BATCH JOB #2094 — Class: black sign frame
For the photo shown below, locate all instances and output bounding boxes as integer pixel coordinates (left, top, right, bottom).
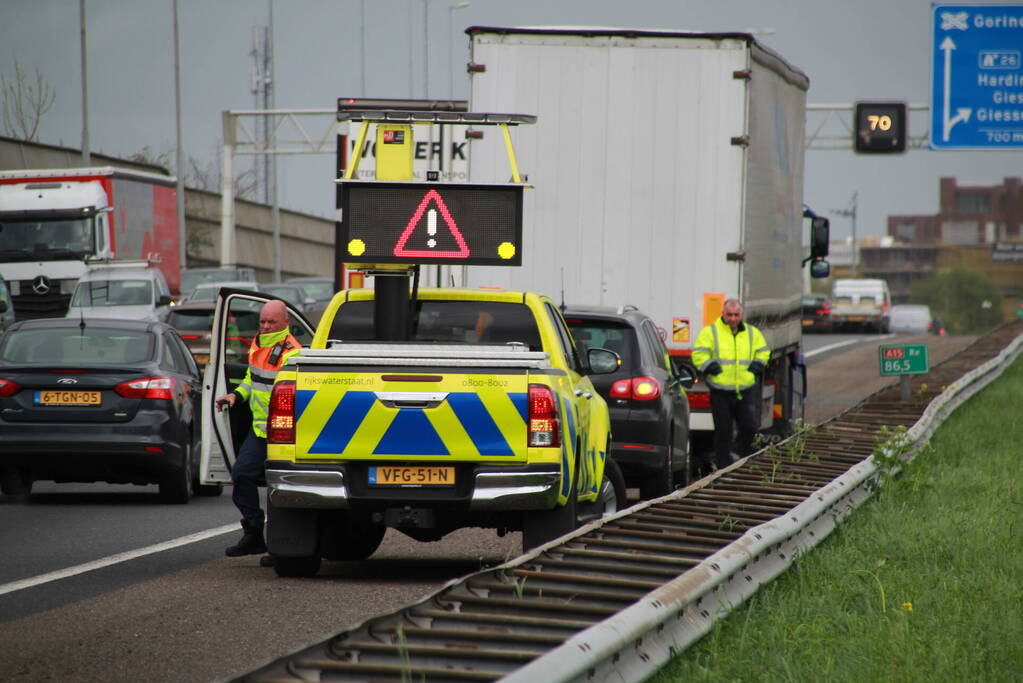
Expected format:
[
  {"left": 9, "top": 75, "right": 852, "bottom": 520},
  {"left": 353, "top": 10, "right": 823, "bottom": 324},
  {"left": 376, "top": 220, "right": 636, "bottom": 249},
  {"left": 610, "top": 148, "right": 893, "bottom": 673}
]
[
  {"left": 336, "top": 181, "right": 524, "bottom": 266},
  {"left": 854, "top": 101, "right": 907, "bottom": 154}
]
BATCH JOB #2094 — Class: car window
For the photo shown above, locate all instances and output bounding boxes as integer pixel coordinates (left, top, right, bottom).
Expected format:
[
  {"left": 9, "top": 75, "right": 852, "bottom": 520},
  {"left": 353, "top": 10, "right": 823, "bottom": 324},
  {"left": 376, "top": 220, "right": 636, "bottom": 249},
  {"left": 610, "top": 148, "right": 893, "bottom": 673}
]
[
  {"left": 640, "top": 319, "right": 671, "bottom": 373},
  {"left": 565, "top": 318, "right": 634, "bottom": 370},
  {"left": 165, "top": 308, "right": 216, "bottom": 331},
  {"left": 72, "top": 279, "right": 153, "bottom": 307},
  {"left": 0, "top": 327, "right": 155, "bottom": 364},
  {"left": 162, "top": 331, "right": 191, "bottom": 374},
  {"left": 329, "top": 300, "right": 542, "bottom": 350}
]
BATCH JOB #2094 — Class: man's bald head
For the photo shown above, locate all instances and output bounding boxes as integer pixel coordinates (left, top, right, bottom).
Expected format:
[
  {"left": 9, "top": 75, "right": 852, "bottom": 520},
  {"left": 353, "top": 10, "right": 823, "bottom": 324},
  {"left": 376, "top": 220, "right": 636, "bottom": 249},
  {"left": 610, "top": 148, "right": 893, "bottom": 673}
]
[{"left": 259, "top": 299, "right": 289, "bottom": 334}]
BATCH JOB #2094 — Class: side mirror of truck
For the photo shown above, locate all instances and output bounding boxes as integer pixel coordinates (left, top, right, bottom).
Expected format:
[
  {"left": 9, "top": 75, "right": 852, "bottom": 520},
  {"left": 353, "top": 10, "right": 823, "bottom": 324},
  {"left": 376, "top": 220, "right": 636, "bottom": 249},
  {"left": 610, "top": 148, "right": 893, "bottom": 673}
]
[
  {"left": 809, "top": 258, "right": 830, "bottom": 279},
  {"left": 810, "top": 216, "right": 829, "bottom": 259},
  {"left": 587, "top": 347, "right": 620, "bottom": 375},
  {"left": 157, "top": 295, "right": 174, "bottom": 307}
]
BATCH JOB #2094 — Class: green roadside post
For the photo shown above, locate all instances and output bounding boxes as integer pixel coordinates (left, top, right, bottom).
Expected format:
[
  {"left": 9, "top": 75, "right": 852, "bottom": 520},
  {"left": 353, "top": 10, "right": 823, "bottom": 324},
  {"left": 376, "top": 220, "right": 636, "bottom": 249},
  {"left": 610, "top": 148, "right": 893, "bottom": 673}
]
[{"left": 879, "top": 343, "right": 930, "bottom": 401}]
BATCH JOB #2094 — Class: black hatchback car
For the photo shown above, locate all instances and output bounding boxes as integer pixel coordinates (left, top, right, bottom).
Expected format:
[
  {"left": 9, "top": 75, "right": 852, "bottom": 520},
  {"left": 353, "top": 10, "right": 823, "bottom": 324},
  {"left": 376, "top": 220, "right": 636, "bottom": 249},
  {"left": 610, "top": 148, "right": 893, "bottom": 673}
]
[
  {"left": 0, "top": 318, "right": 220, "bottom": 502},
  {"left": 801, "top": 293, "right": 833, "bottom": 333},
  {"left": 564, "top": 305, "right": 691, "bottom": 499}
]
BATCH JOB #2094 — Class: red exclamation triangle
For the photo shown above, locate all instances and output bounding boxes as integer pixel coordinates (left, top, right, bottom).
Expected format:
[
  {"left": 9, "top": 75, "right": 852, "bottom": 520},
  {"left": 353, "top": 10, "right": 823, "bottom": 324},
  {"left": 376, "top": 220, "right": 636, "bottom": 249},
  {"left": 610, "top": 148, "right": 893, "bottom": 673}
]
[{"left": 393, "top": 189, "right": 470, "bottom": 259}]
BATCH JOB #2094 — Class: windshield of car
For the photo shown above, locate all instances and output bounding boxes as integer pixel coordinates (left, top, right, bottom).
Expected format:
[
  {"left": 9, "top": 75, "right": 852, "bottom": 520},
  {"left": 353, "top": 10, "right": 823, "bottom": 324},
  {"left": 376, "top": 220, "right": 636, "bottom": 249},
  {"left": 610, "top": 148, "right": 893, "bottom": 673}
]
[
  {"left": 293, "top": 280, "right": 334, "bottom": 301},
  {"left": 565, "top": 319, "right": 636, "bottom": 367},
  {"left": 329, "top": 300, "right": 542, "bottom": 350},
  {"left": 179, "top": 268, "right": 254, "bottom": 297},
  {"left": 263, "top": 285, "right": 301, "bottom": 304},
  {"left": 188, "top": 285, "right": 225, "bottom": 302},
  {"left": 0, "top": 327, "right": 155, "bottom": 364},
  {"left": 71, "top": 279, "right": 153, "bottom": 307}
]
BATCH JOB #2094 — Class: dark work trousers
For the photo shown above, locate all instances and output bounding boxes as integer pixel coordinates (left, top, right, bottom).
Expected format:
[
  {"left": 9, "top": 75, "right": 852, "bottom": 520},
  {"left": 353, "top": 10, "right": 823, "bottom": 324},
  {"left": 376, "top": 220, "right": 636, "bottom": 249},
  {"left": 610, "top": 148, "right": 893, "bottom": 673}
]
[
  {"left": 232, "top": 429, "right": 268, "bottom": 529},
  {"left": 709, "top": 387, "right": 759, "bottom": 470}
]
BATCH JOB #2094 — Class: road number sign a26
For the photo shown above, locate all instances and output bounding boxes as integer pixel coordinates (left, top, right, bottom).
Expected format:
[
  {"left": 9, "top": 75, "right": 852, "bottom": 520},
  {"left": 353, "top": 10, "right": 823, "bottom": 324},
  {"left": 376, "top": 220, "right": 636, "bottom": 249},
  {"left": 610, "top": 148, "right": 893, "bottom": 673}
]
[{"left": 879, "top": 343, "right": 930, "bottom": 376}]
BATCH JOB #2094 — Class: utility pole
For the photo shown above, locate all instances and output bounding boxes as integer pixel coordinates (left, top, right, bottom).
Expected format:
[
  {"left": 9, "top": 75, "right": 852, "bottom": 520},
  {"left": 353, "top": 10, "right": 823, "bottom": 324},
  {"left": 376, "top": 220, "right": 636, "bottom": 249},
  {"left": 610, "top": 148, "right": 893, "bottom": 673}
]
[
  {"left": 832, "top": 191, "right": 858, "bottom": 276},
  {"left": 173, "top": 0, "right": 186, "bottom": 272},
  {"left": 80, "top": 0, "right": 90, "bottom": 165}
]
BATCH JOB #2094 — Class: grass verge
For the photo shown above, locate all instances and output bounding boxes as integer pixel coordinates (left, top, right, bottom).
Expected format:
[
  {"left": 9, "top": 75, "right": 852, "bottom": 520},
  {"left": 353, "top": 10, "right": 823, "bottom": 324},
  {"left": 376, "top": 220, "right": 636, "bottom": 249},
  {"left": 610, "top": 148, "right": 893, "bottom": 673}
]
[{"left": 652, "top": 356, "right": 1023, "bottom": 682}]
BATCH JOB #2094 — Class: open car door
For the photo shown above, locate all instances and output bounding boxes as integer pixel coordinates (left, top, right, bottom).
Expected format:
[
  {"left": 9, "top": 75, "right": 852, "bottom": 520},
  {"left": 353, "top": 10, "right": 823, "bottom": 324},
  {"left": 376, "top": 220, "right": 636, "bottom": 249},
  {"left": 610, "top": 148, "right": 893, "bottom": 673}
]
[{"left": 200, "top": 288, "right": 316, "bottom": 485}]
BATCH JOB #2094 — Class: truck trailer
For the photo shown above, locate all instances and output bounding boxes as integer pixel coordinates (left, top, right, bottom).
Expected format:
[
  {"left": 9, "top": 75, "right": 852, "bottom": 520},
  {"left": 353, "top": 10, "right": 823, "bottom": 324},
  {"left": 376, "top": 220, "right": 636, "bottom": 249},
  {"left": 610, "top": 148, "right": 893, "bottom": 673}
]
[
  {"left": 0, "top": 167, "right": 180, "bottom": 318},
  {"left": 464, "top": 26, "right": 818, "bottom": 459}
]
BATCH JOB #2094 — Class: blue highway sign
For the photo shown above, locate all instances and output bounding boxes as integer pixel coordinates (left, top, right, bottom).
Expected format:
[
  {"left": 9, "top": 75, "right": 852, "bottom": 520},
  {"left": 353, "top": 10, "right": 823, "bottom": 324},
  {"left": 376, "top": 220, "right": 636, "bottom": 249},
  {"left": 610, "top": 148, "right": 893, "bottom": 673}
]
[{"left": 931, "top": 3, "right": 1023, "bottom": 149}]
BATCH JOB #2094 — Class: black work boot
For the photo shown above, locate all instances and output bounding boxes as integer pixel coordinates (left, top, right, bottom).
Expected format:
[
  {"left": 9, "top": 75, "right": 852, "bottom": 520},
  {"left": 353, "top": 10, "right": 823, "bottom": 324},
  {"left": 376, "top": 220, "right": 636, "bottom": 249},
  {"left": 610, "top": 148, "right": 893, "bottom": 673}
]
[{"left": 225, "top": 521, "right": 267, "bottom": 557}]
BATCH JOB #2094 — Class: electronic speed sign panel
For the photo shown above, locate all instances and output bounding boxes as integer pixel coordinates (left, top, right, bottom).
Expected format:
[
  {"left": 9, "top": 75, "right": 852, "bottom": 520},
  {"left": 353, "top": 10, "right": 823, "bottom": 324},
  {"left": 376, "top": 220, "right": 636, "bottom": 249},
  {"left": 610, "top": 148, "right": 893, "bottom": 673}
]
[
  {"left": 854, "top": 101, "right": 907, "bottom": 153},
  {"left": 338, "top": 181, "right": 523, "bottom": 266}
]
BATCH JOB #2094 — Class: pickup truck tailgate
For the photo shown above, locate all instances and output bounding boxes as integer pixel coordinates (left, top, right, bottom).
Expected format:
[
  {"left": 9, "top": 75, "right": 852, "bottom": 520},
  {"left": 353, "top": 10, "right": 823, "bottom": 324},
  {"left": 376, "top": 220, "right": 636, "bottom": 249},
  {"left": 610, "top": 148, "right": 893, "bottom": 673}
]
[{"left": 289, "top": 344, "right": 550, "bottom": 463}]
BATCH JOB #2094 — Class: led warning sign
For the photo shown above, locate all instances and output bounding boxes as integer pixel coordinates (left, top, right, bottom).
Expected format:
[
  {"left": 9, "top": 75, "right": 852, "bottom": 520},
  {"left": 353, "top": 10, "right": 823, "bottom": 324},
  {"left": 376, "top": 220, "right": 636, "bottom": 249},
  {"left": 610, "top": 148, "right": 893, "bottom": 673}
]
[{"left": 338, "top": 181, "right": 523, "bottom": 266}]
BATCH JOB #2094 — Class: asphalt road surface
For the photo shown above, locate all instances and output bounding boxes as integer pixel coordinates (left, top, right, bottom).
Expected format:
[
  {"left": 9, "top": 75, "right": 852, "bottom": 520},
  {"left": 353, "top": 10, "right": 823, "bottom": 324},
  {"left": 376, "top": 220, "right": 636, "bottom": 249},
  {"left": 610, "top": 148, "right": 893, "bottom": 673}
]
[{"left": 0, "top": 332, "right": 978, "bottom": 682}]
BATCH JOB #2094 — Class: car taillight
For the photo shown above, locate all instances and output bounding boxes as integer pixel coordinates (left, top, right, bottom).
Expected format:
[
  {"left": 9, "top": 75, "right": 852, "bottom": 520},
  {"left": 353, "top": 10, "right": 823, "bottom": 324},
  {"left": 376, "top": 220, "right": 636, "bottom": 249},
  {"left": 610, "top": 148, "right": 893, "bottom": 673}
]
[
  {"left": 267, "top": 380, "right": 296, "bottom": 444},
  {"left": 115, "top": 377, "right": 175, "bottom": 400},
  {"left": 609, "top": 377, "right": 661, "bottom": 401},
  {"left": 0, "top": 378, "right": 20, "bottom": 397},
  {"left": 817, "top": 304, "right": 831, "bottom": 315},
  {"left": 528, "top": 383, "right": 560, "bottom": 448},
  {"left": 687, "top": 391, "right": 711, "bottom": 410}
]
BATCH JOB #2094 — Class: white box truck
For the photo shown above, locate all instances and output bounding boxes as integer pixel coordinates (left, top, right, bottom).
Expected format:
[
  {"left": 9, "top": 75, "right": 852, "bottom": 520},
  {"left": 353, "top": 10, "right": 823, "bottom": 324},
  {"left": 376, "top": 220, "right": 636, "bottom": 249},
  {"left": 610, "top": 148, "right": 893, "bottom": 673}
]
[{"left": 464, "top": 26, "right": 826, "bottom": 457}]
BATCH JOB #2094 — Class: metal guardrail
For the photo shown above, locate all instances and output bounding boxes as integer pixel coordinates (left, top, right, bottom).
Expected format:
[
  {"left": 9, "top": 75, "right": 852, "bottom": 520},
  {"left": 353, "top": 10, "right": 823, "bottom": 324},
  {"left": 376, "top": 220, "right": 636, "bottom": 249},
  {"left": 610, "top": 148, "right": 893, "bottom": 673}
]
[
  {"left": 507, "top": 327, "right": 1023, "bottom": 682},
  {"left": 233, "top": 325, "right": 1023, "bottom": 682}
]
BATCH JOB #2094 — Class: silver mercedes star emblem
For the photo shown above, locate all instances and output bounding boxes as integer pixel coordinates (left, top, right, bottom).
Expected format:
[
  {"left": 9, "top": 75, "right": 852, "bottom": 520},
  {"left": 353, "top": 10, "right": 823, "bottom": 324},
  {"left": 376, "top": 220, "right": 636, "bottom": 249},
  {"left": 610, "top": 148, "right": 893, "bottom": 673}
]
[{"left": 32, "top": 275, "right": 51, "bottom": 295}]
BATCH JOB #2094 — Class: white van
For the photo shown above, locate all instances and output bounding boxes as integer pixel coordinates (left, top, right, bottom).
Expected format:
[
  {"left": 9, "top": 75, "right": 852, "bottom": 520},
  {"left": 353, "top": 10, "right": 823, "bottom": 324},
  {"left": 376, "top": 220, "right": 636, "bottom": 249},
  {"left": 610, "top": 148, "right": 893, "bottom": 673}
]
[
  {"left": 829, "top": 278, "right": 891, "bottom": 333},
  {"left": 66, "top": 261, "right": 174, "bottom": 322}
]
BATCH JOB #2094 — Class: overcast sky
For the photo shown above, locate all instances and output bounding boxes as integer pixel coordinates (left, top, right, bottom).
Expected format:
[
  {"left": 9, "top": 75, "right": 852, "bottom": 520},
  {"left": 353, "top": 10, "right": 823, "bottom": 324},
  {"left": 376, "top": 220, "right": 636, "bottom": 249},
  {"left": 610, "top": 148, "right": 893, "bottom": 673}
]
[{"left": 1, "top": 0, "right": 1020, "bottom": 242}]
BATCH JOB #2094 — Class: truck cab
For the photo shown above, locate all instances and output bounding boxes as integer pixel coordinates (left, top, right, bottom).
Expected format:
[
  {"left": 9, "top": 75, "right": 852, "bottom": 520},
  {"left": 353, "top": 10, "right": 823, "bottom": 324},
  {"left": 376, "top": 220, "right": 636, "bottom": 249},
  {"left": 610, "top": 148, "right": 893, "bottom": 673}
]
[{"left": 0, "top": 180, "right": 110, "bottom": 318}]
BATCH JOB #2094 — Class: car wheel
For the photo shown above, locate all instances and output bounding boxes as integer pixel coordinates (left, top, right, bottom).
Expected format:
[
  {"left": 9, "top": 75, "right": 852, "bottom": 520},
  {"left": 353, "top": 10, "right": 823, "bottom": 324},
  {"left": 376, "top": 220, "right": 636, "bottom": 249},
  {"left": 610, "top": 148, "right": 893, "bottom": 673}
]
[
  {"left": 273, "top": 555, "right": 322, "bottom": 578},
  {"left": 522, "top": 458, "right": 579, "bottom": 552},
  {"left": 159, "top": 442, "right": 194, "bottom": 504},
  {"left": 597, "top": 457, "right": 627, "bottom": 516},
  {"left": 673, "top": 435, "right": 691, "bottom": 489},
  {"left": 639, "top": 433, "right": 673, "bottom": 500},
  {"left": 0, "top": 466, "right": 33, "bottom": 498},
  {"left": 320, "top": 512, "right": 386, "bottom": 561}
]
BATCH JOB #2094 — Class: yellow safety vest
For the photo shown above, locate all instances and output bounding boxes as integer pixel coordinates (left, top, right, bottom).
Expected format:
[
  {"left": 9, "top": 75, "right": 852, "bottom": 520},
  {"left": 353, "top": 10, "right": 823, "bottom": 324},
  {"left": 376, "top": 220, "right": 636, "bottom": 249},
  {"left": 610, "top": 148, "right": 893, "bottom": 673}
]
[{"left": 692, "top": 318, "right": 770, "bottom": 393}]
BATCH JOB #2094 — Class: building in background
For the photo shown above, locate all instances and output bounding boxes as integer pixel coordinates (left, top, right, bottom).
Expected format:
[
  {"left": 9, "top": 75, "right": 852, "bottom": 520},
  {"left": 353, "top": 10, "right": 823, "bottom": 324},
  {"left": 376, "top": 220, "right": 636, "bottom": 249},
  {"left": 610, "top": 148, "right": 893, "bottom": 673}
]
[{"left": 847, "top": 177, "right": 1023, "bottom": 318}]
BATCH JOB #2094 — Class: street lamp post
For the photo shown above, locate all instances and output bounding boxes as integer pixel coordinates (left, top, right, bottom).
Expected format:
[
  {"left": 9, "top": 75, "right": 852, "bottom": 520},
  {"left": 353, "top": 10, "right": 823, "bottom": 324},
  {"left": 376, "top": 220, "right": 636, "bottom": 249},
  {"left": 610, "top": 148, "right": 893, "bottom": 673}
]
[{"left": 448, "top": 2, "right": 470, "bottom": 98}]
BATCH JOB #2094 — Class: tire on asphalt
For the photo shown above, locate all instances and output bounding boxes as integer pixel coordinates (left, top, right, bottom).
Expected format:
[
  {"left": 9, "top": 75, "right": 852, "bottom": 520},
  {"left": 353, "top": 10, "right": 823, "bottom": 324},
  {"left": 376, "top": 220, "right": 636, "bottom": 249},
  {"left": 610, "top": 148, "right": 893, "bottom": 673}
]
[
  {"left": 522, "top": 459, "right": 579, "bottom": 552},
  {"left": 159, "top": 442, "right": 194, "bottom": 504},
  {"left": 638, "top": 432, "right": 673, "bottom": 500},
  {"left": 273, "top": 555, "right": 322, "bottom": 578},
  {"left": 0, "top": 466, "right": 33, "bottom": 498},
  {"left": 598, "top": 457, "right": 627, "bottom": 515}
]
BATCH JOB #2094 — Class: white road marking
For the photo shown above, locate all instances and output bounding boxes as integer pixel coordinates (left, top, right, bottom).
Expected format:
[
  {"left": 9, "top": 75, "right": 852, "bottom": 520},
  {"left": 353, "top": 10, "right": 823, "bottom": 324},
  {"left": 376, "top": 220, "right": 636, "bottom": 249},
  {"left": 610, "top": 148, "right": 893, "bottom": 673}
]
[
  {"left": 0, "top": 523, "right": 237, "bottom": 597},
  {"left": 805, "top": 334, "right": 894, "bottom": 359}
]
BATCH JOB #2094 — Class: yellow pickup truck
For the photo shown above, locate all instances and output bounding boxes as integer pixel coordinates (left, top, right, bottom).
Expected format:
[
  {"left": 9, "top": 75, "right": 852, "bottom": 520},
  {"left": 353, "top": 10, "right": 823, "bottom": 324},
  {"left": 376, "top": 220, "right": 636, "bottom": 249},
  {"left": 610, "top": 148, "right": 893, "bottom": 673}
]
[{"left": 201, "top": 287, "right": 625, "bottom": 577}]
